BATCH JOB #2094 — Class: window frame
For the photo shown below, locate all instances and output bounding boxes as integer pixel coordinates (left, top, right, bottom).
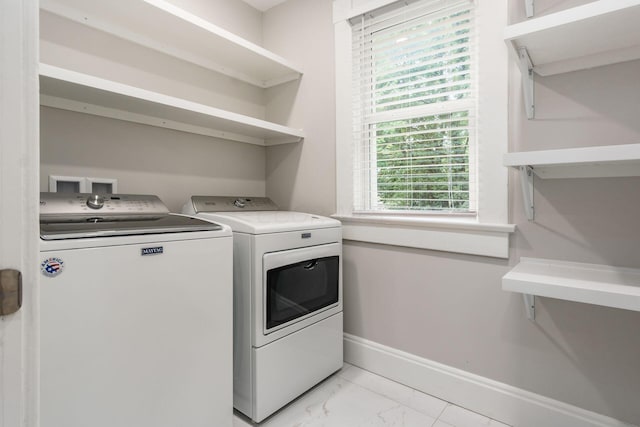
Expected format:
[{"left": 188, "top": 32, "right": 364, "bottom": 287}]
[
  {"left": 352, "top": 0, "right": 478, "bottom": 214},
  {"left": 333, "top": 0, "right": 514, "bottom": 258}
]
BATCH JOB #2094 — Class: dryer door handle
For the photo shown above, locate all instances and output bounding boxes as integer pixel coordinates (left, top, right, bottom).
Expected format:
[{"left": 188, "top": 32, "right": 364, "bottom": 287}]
[{"left": 303, "top": 260, "right": 318, "bottom": 270}]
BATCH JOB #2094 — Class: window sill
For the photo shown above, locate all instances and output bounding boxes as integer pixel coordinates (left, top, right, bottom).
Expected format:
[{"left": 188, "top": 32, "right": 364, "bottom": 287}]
[{"left": 332, "top": 214, "right": 516, "bottom": 259}]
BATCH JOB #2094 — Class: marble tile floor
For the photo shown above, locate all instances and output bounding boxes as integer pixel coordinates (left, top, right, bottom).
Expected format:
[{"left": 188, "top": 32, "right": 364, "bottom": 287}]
[{"left": 233, "top": 364, "right": 511, "bottom": 427}]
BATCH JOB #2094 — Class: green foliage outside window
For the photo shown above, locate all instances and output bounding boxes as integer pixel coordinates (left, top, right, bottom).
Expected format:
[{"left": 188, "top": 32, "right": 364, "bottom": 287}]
[{"left": 365, "top": 8, "right": 473, "bottom": 212}]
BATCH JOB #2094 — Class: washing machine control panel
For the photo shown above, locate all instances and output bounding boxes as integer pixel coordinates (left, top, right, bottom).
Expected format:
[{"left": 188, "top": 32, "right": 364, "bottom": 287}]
[
  {"left": 40, "top": 192, "right": 170, "bottom": 222},
  {"left": 191, "top": 196, "right": 279, "bottom": 213},
  {"left": 86, "top": 194, "right": 105, "bottom": 210}
]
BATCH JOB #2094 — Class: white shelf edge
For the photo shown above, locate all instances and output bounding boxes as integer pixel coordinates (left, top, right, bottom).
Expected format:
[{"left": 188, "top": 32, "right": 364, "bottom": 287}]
[
  {"left": 503, "top": 144, "right": 640, "bottom": 179},
  {"left": 502, "top": 257, "right": 640, "bottom": 319},
  {"left": 39, "top": 64, "right": 304, "bottom": 146},
  {"left": 505, "top": 0, "right": 640, "bottom": 41},
  {"left": 534, "top": 44, "right": 640, "bottom": 77},
  {"left": 504, "top": 144, "right": 640, "bottom": 220},
  {"left": 40, "top": 0, "right": 303, "bottom": 89}
]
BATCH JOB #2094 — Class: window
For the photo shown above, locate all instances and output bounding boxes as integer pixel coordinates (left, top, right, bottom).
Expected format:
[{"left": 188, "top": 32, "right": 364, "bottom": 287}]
[
  {"left": 352, "top": 0, "right": 476, "bottom": 214},
  {"left": 334, "top": 0, "right": 512, "bottom": 258}
]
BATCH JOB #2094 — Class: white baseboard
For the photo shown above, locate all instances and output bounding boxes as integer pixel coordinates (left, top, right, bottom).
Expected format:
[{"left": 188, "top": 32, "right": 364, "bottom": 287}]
[{"left": 343, "top": 334, "right": 635, "bottom": 427}]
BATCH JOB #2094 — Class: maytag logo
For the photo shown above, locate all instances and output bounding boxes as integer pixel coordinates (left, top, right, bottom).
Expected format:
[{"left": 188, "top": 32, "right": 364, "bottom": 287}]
[
  {"left": 141, "top": 246, "right": 164, "bottom": 256},
  {"left": 301, "top": 232, "right": 311, "bottom": 239}
]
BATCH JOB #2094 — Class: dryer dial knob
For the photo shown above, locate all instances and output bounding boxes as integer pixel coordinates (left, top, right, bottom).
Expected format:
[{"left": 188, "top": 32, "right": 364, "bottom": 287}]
[
  {"left": 86, "top": 194, "right": 105, "bottom": 210},
  {"left": 234, "top": 198, "right": 246, "bottom": 208}
]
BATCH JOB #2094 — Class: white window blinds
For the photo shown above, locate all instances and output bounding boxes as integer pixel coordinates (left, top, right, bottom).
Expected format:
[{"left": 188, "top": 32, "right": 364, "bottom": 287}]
[{"left": 351, "top": 0, "right": 476, "bottom": 214}]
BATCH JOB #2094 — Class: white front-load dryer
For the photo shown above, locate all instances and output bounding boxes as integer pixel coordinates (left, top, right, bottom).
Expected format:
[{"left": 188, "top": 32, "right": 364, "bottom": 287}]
[{"left": 183, "top": 196, "right": 343, "bottom": 423}]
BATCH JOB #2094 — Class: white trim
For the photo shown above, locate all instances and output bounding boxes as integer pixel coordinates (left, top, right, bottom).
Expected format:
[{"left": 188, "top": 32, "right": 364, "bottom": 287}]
[
  {"left": 474, "top": 0, "right": 509, "bottom": 224},
  {"left": 334, "top": 214, "right": 515, "bottom": 233},
  {"left": 334, "top": 17, "right": 354, "bottom": 215},
  {"left": 344, "top": 334, "right": 636, "bottom": 427},
  {"left": 0, "top": 0, "right": 40, "bottom": 426},
  {"left": 335, "top": 215, "right": 513, "bottom": 258},
  {"left": 333, "top": 0, "right": 412, "bottom": 23}
]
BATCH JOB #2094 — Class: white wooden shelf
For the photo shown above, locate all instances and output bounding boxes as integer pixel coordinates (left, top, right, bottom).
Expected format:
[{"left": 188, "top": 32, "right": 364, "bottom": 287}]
[
  {"left": 40, "top": 0, "right": 303, "bottom": 88},
  {"left": 503, "top": 257, "right": 640, "bottom": 320},
  {"left": 504, "top": 144, "right": 640, "bottom": 220},
  {"left": 40, "top": 64, "right": 304, "bottom": 146},
  {"left": 505, "top": 0, "right": 640, "bottom": 118},
  {"left": 505, "top": 0, "right": 640, "bottom": 76},
  {"left": 504, "top": 144, "right": 640, "bottom": 179}
]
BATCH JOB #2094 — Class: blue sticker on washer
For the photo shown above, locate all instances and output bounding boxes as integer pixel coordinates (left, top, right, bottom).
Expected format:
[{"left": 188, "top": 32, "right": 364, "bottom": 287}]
[{"left": 41, "top": 257, "right": 64, "bottom": 277}]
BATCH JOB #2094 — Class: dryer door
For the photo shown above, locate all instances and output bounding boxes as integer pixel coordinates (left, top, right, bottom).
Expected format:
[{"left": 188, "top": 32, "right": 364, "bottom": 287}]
[{"left": 262, "top": 243, "right": 341, "bottom": 337}]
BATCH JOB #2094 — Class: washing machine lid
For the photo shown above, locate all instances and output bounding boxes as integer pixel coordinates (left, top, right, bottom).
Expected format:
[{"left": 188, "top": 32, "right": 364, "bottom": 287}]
[
  {"left": 40, "top": 215, "right": 223, "bottom": 240},
  {"left": 40, "top": 192, "right": 222, "bottom": 240},
  {"left": 194, "top": 211, "right": 340, "bottom": 234}
]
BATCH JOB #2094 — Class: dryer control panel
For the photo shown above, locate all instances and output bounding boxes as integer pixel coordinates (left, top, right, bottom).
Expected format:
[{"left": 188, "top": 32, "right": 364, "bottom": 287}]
[{"left": 190, "top": 196, "right": 279, "bottom": 213}]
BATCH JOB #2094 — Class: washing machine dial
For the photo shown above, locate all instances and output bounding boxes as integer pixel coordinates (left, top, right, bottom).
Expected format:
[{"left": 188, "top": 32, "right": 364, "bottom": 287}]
[
  {"left": 234, "top": 198, "right": 246, "bottom": 208},
  {"left": 86, "top": 194, "right": 105, "bottom": 210}
]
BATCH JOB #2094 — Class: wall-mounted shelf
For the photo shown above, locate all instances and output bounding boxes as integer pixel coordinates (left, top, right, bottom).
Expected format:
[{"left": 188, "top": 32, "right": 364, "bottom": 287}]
[
  {"left": 40, "top": 0, "right": 303, "bottom": 88},
  {"left": 505, "top": 0, "right": 640, "bottom": 118},
  {"left": 504, "top": 144, "right": 640, "bottom": 220},
  {"left": 503, "top": 257, "right": 640, "bottom": 320},
  {"left": 40, "top": 64, "right": 304, "bottom": 146}
]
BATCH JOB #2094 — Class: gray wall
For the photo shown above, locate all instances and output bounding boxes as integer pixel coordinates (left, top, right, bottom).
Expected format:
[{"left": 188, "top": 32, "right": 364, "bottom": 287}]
[
  {"left": 263, "top": 0, "right": 640, "bottom": 424},
  {"left": 165, "top": 0, "right": 263, "bottom": 44},
  {"left": 41, "top": 108, "right": 266, "bottom": 211},
  {"left": 262, "top": 0, "right": 336, "bottom": 216}
]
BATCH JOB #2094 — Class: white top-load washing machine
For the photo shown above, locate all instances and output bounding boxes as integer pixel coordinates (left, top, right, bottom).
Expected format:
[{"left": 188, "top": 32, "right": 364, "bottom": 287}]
[
  {"left": 39, "top": 192, "right": 233, "bottom": 427},
  {"left": 183, "top": 196, "right": 343, "bottom": 422}
]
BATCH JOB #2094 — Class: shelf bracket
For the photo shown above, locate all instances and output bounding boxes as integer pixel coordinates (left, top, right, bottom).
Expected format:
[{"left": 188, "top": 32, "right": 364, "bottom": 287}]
[
  {"left": 523, "top": 294, "right": 536, "bottom": 320},
  {"left": 519, "top": 165, "right": 535, "bottom": 221},
  {"left": 525, "top": 0, "right": 534, "bottom": 18},
  {"left": 517, "top": 47, "right": 535, "bottom": 119}
]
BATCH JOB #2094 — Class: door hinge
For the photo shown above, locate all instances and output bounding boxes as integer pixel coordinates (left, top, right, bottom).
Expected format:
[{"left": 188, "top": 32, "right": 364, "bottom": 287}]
[{"left": 0, "top": 269, "right": 22, "bottom": 316}]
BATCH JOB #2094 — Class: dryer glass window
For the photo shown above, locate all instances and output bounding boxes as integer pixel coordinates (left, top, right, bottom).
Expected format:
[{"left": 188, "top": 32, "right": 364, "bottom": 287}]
[{"left": 266, "top": 256, "right": 339, "bottom": 330}]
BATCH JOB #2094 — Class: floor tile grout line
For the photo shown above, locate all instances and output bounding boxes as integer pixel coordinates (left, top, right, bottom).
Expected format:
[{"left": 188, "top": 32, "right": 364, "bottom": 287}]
[
  {"left": 435, "top": 403, "right": 515, "bottom": 427},
  {"left": 434, "top": 402, "right": 450, "bottom": 423}
]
